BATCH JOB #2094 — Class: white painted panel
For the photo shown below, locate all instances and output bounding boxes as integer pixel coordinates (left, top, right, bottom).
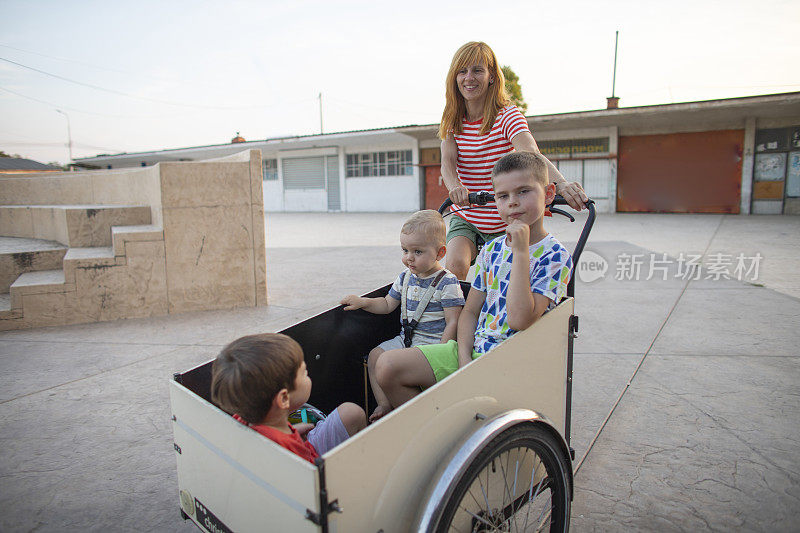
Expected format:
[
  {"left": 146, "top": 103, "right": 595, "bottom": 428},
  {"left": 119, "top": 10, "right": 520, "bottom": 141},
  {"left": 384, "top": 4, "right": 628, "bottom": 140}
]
[
  {"left": 326, "top": 155, "right": 341, "bottom": 210},
  {"left": 752, "top": 200, "right": 783, "bottom": 214},
  {"left": 345, "top": 176, "right": 418, "bottom": 212},
  {"left": 557, "top": 160, "right": 583, "bottom": 183},
  {"left": 589, "top": 197, "right": 613, "bottom": 213},
  {"left": 786, "top": 151, "right": 800, "bottom": 197},
  {"left": 284, "top": 189, "right": 327, "bottom": 211},
  {"left": 262, "top": 181, "right": 283, "bottom": 212},
  {"left": 583, "top": 159, "right": 611, "bottom": 198}
]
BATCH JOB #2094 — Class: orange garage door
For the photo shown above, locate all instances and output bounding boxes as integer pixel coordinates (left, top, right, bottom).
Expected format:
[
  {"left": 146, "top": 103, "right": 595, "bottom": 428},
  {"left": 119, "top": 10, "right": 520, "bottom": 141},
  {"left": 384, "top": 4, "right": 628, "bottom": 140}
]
[{"left": 617, "top": 130, "right": 743, "bottom": 213}]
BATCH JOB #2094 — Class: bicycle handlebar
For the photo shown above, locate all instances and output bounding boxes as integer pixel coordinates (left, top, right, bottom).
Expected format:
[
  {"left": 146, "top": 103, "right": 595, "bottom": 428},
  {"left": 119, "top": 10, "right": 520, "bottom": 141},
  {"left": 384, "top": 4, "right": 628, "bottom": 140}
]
[
  {"left": 437, "top": 192, "right": 591, "bottom": 217},
  {"left": 436, "top": 192, "right": 596, "bottom": 295},
  {"left": 437, "top": 192, "right": 493, "bottom": 214}
]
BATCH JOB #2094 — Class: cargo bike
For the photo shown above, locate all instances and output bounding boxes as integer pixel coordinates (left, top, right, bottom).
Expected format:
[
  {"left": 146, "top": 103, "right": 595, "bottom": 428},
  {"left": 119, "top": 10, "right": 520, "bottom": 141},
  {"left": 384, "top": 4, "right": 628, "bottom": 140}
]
[{"left": 170, "top": 193, "right": 595, "bottom": 532}]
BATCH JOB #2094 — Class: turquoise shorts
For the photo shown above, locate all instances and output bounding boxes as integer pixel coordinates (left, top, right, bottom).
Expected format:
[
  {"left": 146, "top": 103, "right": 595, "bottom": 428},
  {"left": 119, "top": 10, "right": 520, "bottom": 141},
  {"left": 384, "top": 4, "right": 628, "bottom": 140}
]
[{"left": 419, "top": 340, "right": 481, "bottom": 382}]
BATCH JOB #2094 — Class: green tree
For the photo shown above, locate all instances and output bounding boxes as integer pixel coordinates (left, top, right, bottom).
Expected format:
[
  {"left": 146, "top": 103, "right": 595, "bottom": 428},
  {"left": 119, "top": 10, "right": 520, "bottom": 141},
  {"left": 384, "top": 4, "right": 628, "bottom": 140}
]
[{"left": 502, "top": 65, "right": 527, "bottom": 115}]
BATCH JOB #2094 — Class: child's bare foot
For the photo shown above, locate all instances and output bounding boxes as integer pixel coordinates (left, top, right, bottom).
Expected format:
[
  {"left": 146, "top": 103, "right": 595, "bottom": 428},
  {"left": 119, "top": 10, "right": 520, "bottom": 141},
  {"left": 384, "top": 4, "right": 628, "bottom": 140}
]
[{"left": 369, "top": 404, "right": 391, "bottom": 422}]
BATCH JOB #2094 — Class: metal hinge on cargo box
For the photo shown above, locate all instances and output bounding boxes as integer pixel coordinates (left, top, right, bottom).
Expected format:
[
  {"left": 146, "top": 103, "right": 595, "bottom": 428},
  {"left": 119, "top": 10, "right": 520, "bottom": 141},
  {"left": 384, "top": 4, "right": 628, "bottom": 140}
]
[
  {"left": 305, "top": 500, "right": 342, "bottom": 526},
  {"left": 306, "top": 457, "right": 343, "bottom": 531},
  {"left": 570, "top": 315, "right": 579, "bottom": 338}
]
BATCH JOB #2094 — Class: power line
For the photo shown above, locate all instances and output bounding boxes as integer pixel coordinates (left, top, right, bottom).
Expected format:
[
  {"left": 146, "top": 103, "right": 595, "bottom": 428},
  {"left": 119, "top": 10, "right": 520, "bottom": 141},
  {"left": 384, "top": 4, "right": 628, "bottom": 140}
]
[
  {"left": 0, "top": 43, "right": 189, "bottom": 85},
  {"left": 0, "top": 141, "right": 122, "bottom": 151},
  {"left": 0, "top": 56, "right": 316, "bottom": 111},
  {"left": 0, "top": 141, "right": 65, "bottom": 147},
  {"left": 326, "top": 95, "right": 428, "bottom": 116},
  {"left": 0, "top": 84, "right": 189, "bottom": 119}
]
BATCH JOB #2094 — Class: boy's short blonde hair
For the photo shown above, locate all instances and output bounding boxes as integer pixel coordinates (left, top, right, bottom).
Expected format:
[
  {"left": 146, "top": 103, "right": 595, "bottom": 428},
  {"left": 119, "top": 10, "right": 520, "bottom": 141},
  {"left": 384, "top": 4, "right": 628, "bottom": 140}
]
[
  {"left": 492, "top": 151, "right": 549, "bottom": 187},
  {"left": 211, "top": 333, "right": 304, "bottom": 424},
  {"left": 401, "top": 210, "right": 446, "bottom": 247}
]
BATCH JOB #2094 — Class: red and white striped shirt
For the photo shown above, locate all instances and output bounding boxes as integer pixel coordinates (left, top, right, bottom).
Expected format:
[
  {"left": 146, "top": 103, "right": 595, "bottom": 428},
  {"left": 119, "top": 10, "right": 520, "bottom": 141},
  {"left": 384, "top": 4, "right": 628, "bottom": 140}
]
[{"left": 454, "top": 105, "right": 530, "bottom": 233}]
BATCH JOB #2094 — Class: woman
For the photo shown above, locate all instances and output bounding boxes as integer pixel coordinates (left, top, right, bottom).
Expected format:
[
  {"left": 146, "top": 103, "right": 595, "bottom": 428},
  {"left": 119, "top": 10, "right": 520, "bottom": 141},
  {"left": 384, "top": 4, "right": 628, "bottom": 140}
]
[{"left": 439, "top": 41, "right": 588, "bottom": 280}]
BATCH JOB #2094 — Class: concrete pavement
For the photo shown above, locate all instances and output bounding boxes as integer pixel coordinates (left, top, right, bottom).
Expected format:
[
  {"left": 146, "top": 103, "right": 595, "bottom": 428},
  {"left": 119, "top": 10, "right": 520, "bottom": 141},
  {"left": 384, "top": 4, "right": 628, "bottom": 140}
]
[{"left": 1, "top": 211, "right": 798, "bottom": 531}]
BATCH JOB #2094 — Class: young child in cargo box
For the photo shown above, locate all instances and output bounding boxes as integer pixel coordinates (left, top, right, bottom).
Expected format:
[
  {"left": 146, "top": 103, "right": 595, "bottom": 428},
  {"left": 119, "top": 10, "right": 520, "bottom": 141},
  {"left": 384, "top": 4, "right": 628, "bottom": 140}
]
[
  {"left": 340, "top": 209, "right": 464, "bottom": 422},
  {"left": 374, "top": 151, "right": 573, "bottom": 410},
  {"left": 211, "top": 333, "right": 366, "bottom": 463}
]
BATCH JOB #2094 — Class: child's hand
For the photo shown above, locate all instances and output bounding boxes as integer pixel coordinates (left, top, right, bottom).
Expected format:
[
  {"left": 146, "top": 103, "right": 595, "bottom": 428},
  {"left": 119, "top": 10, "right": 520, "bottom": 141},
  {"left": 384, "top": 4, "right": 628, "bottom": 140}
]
[
  {"left": 340, "top": 295, "right": 364, "bottom": 311},
  {"left": 294, "top": 423, "right": 315, "bottom": 437},
  {"left": 505, "top": 220, "right": 530, "bottom": 253}
]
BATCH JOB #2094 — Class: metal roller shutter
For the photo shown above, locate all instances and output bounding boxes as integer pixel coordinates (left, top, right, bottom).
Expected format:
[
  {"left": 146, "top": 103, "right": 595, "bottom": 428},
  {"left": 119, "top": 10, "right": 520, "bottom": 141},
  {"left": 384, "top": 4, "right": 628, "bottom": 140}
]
[
  {"left": 283, "top": 157, "right": 325, "bottom": 190},
  {"left": 617, "top": 130, "right": 742, "bottom": 213}
]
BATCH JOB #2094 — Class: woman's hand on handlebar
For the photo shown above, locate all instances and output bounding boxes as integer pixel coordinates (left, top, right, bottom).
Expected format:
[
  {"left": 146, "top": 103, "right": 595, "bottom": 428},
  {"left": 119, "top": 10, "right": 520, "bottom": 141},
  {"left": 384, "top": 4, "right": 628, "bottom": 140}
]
[
  {"left": 448, "top": 185, "right": 471, "bottom": 207},
  {"left": 555, "top": 181, "right": 589, "bottom": 211}
]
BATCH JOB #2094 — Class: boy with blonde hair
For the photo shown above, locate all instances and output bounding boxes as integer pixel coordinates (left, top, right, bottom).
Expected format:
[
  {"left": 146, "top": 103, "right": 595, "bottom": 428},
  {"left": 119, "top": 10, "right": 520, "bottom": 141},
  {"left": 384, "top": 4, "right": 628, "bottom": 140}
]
[
  {"left": 374, "top": 151, "right": 573, "bottom": 409},
  {"left": 211, "top": 333, "right": 366, "bottom": 463},
  {"left": 341, "top": 210, "right": 464, "bottom": 421}
]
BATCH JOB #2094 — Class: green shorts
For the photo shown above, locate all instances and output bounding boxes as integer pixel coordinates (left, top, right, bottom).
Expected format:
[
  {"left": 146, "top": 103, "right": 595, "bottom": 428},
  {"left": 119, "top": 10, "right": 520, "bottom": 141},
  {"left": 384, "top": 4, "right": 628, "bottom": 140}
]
[
  {"left": 447, "top": 216, "right": 505, "bottom": 248},
  {"left": 419, "top": 340, "right": 481, "bottom": 382}
]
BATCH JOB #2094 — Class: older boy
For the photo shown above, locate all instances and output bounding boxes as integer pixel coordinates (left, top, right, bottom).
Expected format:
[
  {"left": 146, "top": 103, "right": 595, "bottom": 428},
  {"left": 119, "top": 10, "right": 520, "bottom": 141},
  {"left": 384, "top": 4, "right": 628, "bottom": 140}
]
[
  {"left": 211, "top": 333, "right": 366, "bottom": 463},
  {"left": 375, "top": 151, "right": 573, "bottom": 408},
  {"left": 340, "top": 210, "right": 464, "bottom": 421}
]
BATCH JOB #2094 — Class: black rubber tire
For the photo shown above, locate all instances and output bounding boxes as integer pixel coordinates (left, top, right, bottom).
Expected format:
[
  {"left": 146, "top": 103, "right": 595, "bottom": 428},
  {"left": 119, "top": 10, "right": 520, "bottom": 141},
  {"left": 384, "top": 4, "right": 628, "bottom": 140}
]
[{"left": 435, "top": 423, "right": 571, "bottom": 532}]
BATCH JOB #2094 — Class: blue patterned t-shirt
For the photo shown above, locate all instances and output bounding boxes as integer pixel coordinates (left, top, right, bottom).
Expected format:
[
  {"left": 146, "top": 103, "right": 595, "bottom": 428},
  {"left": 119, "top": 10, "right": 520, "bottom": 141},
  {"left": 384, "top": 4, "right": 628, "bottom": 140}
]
[{"left": 471, "top": 234, "right": 572, "bottom": 355}]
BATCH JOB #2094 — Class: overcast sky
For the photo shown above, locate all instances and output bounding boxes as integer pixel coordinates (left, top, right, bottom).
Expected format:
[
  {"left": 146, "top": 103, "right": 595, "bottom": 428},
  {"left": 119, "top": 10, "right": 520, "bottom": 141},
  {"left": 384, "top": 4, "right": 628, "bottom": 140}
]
[{"left": 1, "top": 0, "right": 798, "bottom": 165}]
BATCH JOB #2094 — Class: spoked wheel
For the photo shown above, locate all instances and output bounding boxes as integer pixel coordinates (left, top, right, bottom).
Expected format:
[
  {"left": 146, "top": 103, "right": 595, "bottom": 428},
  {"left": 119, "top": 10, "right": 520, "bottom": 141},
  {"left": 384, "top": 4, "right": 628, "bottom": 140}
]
[{"left": 434, "top": 424, "right": 571, "bottom": 533}]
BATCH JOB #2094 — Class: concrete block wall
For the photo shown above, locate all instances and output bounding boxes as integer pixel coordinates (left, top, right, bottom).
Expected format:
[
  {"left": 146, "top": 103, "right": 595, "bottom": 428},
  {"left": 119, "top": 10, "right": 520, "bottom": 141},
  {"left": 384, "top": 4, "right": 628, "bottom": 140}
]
[{"left": 159, "top": 150, "right": 267, "bottom": 312}]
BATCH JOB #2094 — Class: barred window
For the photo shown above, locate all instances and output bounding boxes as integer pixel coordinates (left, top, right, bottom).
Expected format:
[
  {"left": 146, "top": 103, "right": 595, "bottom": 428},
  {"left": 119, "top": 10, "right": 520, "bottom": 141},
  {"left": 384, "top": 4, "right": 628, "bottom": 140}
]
[
  {"left": 346, "top": 150, "right": 413, "bottom": 177},
  {"left": 262, "top": 159, "right": 278, "bottom": 181}
]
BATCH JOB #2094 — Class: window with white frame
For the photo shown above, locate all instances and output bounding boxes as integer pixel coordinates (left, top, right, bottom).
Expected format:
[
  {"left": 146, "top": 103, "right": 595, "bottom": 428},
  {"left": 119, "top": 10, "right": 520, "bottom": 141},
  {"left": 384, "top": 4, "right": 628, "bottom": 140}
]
[
  {"left": 262, "top": 159, "right": 278, "bottom": 181},
  {"left": 346, "top": 150, "right": 413, "bottom": 177}
]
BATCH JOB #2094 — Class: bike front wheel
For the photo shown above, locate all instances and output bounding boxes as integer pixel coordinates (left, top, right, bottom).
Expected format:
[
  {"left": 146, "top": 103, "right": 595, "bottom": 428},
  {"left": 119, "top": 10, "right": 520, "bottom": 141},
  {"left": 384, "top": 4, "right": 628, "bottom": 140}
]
[{"left": 434, "top": 423, "right": 572, "bottom": 532}]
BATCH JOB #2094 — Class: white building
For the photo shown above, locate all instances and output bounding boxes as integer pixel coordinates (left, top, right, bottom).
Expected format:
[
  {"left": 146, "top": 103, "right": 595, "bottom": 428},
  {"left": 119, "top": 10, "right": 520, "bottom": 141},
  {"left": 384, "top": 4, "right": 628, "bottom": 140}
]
[
  {"left": 78, "top": 128, "right": 426, "bottom": 213},
  {"left": 75, "top": 92, "right": 800, "bottom": 215}
]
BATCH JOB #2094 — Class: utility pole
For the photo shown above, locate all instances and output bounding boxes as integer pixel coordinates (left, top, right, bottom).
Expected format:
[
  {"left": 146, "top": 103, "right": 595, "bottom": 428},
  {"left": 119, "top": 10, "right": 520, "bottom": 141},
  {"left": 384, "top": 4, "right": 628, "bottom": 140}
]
[
  {"left": 607, "top": 31, "right": 620, "bottom": 109},
  {"left": 319, "top": 92, "right": 324, "bottom": 134},
  {"left": 56, "top": 109, "right": 73, "bottom": 169},
  {"left": 612, "top": 30, "right": 619, "bottom": 98}
]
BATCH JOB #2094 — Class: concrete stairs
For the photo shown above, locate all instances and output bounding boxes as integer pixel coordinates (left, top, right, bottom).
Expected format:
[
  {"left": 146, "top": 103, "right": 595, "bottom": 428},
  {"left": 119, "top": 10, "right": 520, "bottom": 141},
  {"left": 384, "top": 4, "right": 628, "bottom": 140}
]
[
  {"left": 0, "top": 236, "right": 67, "bottom": 292},
  {"left": 0, "top": 204, "right": 163, "bottom": 329},
  {"left": 0, "top": 204, "right": 151, "bottom": 247}
]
